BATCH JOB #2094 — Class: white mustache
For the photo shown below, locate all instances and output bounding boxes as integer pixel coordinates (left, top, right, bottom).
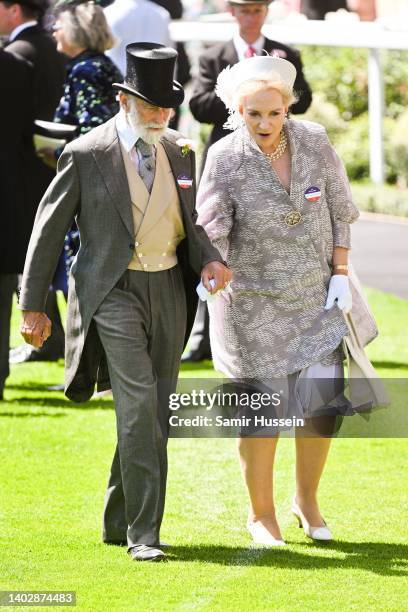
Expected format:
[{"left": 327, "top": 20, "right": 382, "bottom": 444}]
[{"left": 145, "top": 123, "right": 167, "bottom": 129}]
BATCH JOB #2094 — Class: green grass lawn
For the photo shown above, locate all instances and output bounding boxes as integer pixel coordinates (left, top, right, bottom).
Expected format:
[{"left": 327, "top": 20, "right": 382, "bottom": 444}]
[{"left": 1, "top": 289, "right": 407, "bottom": 611}]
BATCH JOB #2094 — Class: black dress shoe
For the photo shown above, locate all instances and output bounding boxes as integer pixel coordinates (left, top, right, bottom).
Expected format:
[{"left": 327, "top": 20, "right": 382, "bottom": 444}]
[{"left": 128, "top": 545, "right": 166, "bottom": 562}]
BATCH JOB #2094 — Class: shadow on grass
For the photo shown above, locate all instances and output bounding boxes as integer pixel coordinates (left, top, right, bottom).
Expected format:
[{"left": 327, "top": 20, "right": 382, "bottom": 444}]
[
  {"left": 6, "top": 383, "right": 61, "bottom": 391},
  {"left": 371, "top": 361, "right": 408, "bottom": 370},
  {"left": 0, "top": 411, "right": 68, "bottom": 418},
  {"left": 0, "top": 398, "right": 113, "bottom": 411},
  {"left": 164, "top": 542, "right": 407, "bottom": 576},
  {"left": 180, "top": 361, "right": 213, "bottom": 372}
]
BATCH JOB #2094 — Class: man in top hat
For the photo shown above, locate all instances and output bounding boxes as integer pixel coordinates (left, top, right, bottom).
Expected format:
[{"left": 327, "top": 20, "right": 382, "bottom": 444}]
[
  {"left": 19, "top": 42, "right": 231, "bottom": 562},
  {"left": 1, "top": 0, "right": 67, "bottom": 367},
  {"left": 185, "top": 0, "right": 313, "bottom": 364}
]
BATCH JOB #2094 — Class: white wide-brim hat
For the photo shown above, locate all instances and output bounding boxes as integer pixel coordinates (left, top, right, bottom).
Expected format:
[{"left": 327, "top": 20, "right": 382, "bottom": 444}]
[{"left": 215, "top": 55, "right": 297, "bottom": 111}]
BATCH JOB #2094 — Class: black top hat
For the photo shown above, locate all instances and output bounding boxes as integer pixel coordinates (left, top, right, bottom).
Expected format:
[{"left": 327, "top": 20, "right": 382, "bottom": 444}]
[{"left": 113, "top": 42, "right": 184, "bottom": 108}]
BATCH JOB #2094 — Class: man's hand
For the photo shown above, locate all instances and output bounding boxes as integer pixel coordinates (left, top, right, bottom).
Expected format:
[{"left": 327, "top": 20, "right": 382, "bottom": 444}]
[
  {"left": 201, "top": 261, "right": 232, "bottom": 294},
  {"left": 20, "top": 311, "right": 52, "bottom": 348}
]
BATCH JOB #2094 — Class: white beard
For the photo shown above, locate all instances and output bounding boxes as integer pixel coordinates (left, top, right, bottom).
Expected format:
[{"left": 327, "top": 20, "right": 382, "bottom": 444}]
[{"left": 126, "top": 98, "right": 169, "bottom": 145}]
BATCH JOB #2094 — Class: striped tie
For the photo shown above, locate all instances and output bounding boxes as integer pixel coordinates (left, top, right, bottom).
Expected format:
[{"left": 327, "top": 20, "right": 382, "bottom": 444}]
[{"left": 136, "top": 138, "right": 155, "bottom": 193}]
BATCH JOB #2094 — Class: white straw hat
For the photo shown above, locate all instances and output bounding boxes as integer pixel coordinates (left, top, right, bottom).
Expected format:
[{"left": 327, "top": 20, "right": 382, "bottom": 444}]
[{"left": 216, "top": 55, "right": 297, "bottom": 112}]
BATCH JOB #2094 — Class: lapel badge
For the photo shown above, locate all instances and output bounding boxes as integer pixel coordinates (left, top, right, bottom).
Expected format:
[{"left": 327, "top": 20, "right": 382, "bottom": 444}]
[
  {"left": 304, "top": 186, "right": 321, "bottom": 202},
  {"left": 177, "top": 174, "right": 193, "bottom": 189}
]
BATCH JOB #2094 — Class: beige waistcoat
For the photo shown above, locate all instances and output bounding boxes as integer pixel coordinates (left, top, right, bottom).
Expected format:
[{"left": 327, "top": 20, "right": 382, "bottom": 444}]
[{"left": 121, "top": 141, "right": 186, "bottom": 272}]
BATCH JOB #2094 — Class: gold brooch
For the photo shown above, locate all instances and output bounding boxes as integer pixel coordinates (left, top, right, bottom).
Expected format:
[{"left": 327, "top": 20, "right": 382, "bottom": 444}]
[{"left": 284, "top": 211, "right": 303, "bottom": 227}]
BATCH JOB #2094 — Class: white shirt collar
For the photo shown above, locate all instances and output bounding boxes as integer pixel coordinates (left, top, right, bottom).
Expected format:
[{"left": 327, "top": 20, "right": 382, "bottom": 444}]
[
  {"left": 9, "top": 21, "right": 38, "bottom": 42},
  {"left": 115, "top": 108, "right": 139, "bottom": 152},
  {"left": 233, "top": 34, "right": 265, "bottom": 62}
]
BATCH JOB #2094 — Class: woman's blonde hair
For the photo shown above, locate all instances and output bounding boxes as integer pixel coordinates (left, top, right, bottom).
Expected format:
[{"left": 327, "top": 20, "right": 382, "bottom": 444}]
[
  {"left": 59, "top": 2, "right": 115, "bottom": 53},
  {"left": 216, "top": 66, "right": 298, "bottom": 131},
  {"left": 234, "top": 77, "right": 298, "bottom": 110}
]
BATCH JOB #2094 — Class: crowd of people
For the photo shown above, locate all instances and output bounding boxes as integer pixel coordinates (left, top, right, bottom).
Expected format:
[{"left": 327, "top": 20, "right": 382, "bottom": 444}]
[
  {"left": 0, "top": 0, "right": 381, "bottom": 381},
  {"left": 1, "top": 0, "right": 384, "bottom": 562}
]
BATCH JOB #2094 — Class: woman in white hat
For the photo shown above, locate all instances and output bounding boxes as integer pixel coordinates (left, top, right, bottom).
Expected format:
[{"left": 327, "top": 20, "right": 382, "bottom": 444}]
[{"left": 196, "top": 55, "right": 360, "bottom": 546}]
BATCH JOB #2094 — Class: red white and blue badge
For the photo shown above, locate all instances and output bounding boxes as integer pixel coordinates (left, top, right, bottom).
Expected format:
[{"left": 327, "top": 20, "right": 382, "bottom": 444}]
[
  {"left": 304, "top": 186, "right": 321, "bottom": 202},
  {"left": 177, "top": 174, "right": 193, "bottom": 189}
]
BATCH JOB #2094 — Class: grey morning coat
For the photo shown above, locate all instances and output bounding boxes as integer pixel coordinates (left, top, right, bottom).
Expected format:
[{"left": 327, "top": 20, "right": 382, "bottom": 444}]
[{"left": 19, "top": 117, "right": 223, "bottom": 402}]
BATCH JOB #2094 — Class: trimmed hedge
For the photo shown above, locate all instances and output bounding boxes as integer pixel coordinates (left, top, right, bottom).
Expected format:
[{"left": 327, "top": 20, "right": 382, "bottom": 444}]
[
  {"left": 298, "top": 47, "right": 408, "bottom": 186},
  {"left": 351, "top": 182, "right": 408, "bottom": 217}
]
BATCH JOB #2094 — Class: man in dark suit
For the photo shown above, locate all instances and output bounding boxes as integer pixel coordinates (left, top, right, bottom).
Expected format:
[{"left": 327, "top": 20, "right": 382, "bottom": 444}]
[
  {"left": 19, "top": 43, "right": 231, "bottom": 561},
  {"left": 1, "top": 0, "right": 65, "bottom": 119},
  {"left": 0, "top": 49, "right": 36, "bottom": 399},
  {"left": 190, "top": 0, "right": 312, "bottom": 157},
  {"left": 186, "top": 0, "right": 313, "bottom": 363},
  {"left": 0, "top": 0, "right": 67, "bottom": 364}
]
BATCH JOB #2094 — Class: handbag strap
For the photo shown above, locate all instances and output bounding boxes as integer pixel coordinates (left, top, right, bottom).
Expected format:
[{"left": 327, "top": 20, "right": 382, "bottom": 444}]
[{"left": 344, "top": 311, "right": 364, "bottom": 350}]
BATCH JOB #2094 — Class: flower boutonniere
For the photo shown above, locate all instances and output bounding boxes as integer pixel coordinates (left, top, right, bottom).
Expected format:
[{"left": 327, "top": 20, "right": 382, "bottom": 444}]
[{"left": 176, "top": 138, "right": 196, "bottom": 157}]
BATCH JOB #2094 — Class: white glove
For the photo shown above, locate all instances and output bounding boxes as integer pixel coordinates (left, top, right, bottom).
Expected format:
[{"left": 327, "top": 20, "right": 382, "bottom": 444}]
[
  {"left": 196, "top": 279, "right": 217, "bottom": 302},
  {"left": 324, "top": 274, "right": 352, "bottom": 313},
  {"left": 196, "top": 279, "right": 232, "bottom": 302}
]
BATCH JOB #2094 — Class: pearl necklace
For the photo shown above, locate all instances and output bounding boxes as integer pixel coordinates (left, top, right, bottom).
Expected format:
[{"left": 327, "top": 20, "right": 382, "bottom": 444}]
[{"left": 264, "top": 130, "right": 287, "bottom": 162}]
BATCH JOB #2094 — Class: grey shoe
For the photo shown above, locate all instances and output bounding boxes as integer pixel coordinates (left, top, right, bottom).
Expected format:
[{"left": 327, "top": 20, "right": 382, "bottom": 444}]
[{"left": 128, "top": 545, "right": 166, "bottom": 562}]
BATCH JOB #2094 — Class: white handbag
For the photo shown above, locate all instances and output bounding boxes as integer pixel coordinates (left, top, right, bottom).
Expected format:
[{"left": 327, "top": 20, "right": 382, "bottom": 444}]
[
  {"left": 342, "top": 311, "right": 389, "bottom": 409},
  {"left": 348, "top": 263, "right": 378, "bottom": 347}
]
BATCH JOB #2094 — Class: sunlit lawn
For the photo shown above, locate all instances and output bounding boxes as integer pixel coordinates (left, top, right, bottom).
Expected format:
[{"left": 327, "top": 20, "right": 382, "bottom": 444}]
[{"left": 0, "top": 289, "right": 407, "bottom": 610}]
